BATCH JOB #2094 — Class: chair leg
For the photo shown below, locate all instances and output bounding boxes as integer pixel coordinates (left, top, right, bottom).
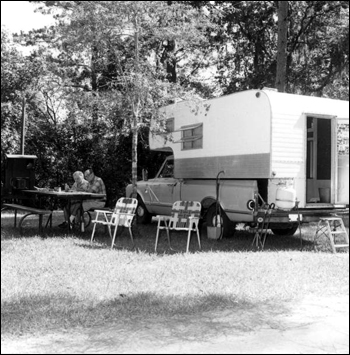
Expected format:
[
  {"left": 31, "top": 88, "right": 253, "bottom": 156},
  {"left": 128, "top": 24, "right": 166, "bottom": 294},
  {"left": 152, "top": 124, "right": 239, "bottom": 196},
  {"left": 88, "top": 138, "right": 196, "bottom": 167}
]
[
  {"left": 90, "top": 223, "right": 97, "bottom": 243},
  {"left": 110, "top": 224, "right": 119, "bottom": 249},
  {"left": 155, "top": 218, "right": 163, "bottom": 251},
  {"left": 155, "top": 226, "right": 160, "bottom": 252},
  {"left": 196, "top": 227, "right": 201, "bottom": 250},
  {"left": 186, "top": 229, "right": 191, "bottom": 253},
  {"left": 128, "top": 226, "right": 135, "bottom": 247},
  {"left": 166, "top": 228, "right": 171, "bottom": 249},
  {"left": 107, "top": 224, "right": 112, "bottom": 239},
  {"left": 155, "top": 220, "right": 171, "bottom": 252}
]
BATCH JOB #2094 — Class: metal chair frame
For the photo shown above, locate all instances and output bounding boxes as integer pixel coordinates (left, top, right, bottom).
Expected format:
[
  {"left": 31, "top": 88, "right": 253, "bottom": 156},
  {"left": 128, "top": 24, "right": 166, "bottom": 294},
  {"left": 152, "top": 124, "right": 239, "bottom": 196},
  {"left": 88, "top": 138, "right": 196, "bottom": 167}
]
[
  {"left": 155, "top": 200, "right": 201, "bottom": 253},
  {"left": 90, "top": 197, "right": 138, "bottom": 249}
]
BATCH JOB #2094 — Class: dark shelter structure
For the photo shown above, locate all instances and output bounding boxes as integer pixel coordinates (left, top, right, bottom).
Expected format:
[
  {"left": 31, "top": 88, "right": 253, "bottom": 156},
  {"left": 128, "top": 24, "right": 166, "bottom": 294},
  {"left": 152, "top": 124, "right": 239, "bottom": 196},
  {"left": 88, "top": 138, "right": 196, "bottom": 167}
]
[{"left": 1, "top": 154, "right": 37, "bottom": 204}]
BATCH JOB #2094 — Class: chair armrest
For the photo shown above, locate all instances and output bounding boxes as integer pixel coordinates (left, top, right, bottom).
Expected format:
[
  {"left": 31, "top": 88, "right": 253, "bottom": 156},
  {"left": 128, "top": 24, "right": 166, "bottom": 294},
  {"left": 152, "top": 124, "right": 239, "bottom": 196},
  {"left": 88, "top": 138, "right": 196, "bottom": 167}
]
[
  {"left": 95, "top": 209, "right": 112, "bottom": 214},
  {"left": 155, "top": 215, "right": 171, "bottom": 221},
  {"left": 155, "top": 215, "right": 171, "bottom": 229},
  {"left": 118, "top": 212, "right": 135, "bottom": 217},
  {"left": 188, "top": 216, "right": 200, "bottom": 227}
]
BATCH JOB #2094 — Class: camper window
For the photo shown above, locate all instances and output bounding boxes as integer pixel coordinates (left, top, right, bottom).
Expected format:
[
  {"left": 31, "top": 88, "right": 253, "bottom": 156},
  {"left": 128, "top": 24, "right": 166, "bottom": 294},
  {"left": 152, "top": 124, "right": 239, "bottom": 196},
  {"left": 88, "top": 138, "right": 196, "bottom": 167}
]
[
  {"left": 166, "top": 118, "right": 174, "bottom": 133},
  {"left": 181, "top": 124, "right": 203, "bottom": 150}
]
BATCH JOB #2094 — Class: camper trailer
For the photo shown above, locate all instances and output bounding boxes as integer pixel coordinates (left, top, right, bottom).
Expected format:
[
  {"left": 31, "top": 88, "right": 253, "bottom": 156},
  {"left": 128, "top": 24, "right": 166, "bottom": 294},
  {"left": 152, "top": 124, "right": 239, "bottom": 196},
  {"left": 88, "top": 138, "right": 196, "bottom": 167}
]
[{"left": 126, "top": 89, "right": 349, "bottom": 236}]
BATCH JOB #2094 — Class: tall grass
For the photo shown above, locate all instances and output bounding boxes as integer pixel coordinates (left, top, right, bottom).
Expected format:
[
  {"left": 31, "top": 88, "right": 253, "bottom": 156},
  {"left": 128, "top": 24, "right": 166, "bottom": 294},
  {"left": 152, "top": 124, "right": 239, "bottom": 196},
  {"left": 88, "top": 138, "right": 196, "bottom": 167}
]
[{"left": 1, "top": 211, "right": 349, "bottom": 338}]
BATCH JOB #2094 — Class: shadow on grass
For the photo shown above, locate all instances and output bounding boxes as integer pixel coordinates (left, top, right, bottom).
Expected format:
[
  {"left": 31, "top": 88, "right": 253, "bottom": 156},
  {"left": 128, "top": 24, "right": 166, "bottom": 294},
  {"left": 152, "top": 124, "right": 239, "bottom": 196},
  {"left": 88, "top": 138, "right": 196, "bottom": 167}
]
[
  {"left": 1, "top": 211, "right": 337, "bottom": 254},
  {"left": 86, "top": 222, "right": 316, "bottom": 254},
  {"left": 1, "top": 291, "right": 289, "bottom": 339},
  {"left": 2, "top": 217, "right": 317, "bottom": 253}
]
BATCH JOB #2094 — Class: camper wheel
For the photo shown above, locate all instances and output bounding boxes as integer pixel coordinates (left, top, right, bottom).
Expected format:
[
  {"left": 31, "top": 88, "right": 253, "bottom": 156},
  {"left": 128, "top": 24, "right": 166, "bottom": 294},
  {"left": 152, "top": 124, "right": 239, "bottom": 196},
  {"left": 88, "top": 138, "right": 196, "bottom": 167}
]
[
  {"left": 270, "top": 224, "right": 299, "bottom": 236},
  {"left": 206, "top": 204, "right": 234, "bottom": 238},
  {"left": 136, "top": 198, "right": 152, "bottom": 224}
]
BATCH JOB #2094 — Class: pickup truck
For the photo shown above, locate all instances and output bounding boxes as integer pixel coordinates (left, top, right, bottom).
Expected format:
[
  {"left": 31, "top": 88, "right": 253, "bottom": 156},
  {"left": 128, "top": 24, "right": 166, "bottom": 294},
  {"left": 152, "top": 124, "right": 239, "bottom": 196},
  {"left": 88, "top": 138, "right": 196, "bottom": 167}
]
[
  {"left": 126, "top": 155, "right": 263, "bottom": 237},
  {"left": 126, "top": 155, "right": 350, "bottom": 237}
]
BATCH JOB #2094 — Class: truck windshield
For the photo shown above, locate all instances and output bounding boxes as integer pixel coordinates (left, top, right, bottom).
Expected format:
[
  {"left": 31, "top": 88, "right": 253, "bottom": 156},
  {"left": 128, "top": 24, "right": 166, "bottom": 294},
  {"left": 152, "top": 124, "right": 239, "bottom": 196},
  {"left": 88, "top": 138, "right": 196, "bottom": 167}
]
[{"left": 159, "top": 160, "right": 174, "bottom": 178}]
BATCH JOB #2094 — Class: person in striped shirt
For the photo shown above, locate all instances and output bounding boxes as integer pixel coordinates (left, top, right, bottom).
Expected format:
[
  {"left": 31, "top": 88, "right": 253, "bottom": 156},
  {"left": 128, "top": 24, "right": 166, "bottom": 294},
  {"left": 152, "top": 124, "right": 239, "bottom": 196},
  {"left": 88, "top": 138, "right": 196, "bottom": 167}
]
[{"left": 82, "top": 168, "right": 107, "bottom": 212}]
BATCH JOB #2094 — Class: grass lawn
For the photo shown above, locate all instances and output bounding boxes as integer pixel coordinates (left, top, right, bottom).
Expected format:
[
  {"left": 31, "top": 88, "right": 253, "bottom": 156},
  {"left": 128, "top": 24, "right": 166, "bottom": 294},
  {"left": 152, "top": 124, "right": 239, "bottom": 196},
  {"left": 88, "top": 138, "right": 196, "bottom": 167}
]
[{"left": 1, "top": 210, "right": 349, "bottom": 339}]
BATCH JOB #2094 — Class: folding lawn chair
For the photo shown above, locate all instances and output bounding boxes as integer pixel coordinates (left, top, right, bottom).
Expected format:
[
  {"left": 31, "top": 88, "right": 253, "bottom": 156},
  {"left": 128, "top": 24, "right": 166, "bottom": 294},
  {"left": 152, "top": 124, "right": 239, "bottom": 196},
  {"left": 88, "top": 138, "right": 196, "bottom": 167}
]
[
  {"left": 155, "top": 200, "right": 201, "bottom": 253},
  {"left": 90, "top": 197, "right": 138, "bottom": 249}
]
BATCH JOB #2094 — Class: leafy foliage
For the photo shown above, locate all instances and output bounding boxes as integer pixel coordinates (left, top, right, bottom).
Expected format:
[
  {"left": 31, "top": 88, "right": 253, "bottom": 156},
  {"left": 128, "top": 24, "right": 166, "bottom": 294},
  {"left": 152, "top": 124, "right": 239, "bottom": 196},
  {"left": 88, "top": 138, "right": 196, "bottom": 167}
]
[
  {"left": 1, "top": 1, "right": 349, "bottom": 203},
  {"left": 189, "top": 1, "right": 349, "bottom": 96}
]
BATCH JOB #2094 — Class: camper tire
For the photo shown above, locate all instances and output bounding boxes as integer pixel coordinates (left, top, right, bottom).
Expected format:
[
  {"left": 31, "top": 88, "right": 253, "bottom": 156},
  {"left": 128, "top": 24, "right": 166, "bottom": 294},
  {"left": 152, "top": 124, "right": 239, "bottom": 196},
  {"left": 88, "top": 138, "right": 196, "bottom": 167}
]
[
  {"left": 136, "top": 198, "right": 152, "bottom": 224},
  {"left": 206, "top": 205, "right": 234, "bottom": 238},
  {"left": 270, "top": 224, "right": 299, "bottom": 236}
]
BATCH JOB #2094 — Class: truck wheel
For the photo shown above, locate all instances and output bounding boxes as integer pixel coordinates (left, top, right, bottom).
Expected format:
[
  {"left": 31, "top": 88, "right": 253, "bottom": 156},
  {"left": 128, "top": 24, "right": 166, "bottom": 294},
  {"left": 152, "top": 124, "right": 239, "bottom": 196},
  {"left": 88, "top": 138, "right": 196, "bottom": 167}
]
[
  {"left": 137, "top": 198, "right": 152, "bottom": 224},
  {"left": 270, "top": 224, "right": 298, "bottom": 236},
  {"left": 206, "top": 205, "right": 233, "bottom": 238}
]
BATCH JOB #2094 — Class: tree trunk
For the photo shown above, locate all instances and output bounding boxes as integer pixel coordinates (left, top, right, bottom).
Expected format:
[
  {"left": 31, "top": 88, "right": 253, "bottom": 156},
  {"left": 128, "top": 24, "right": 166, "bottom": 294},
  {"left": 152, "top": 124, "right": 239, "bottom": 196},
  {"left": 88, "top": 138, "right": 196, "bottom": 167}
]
[
  {"left": 275, "top": 1, "right": 288, "bottom": 92},
  {"left": 91, "top": 44, "right": 99, "bottom": 121},
  {"left": 160, "top": 39, "right": 177, "bottom": 83},
  {"left": 20, "top": 96, "right": 26, "bottom": 155},
  {"left": 132, "top": 13, "right": 140, "bottom": 198},
  {"left": 131, "top": 123, "right": 138, "bottom": 198}
]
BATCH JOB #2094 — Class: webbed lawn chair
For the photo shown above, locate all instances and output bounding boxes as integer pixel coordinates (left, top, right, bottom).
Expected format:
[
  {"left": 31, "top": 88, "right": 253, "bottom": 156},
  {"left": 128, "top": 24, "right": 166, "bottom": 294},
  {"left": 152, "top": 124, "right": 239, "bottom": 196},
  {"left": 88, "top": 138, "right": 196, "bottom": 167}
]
[
  {"left": 155, "top": 200, "right": 201, "bottom": 253},
  {"left": 90, "top": 197, "right": 138, "bottom": 249}
]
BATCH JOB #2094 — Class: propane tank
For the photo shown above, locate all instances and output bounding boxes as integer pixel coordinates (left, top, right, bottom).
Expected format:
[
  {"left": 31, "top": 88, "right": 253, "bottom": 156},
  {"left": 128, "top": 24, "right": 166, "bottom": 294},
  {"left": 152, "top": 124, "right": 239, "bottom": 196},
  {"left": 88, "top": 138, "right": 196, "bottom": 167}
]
[{"left": 275, "top": 184, "right": 296, "bottom": 210}]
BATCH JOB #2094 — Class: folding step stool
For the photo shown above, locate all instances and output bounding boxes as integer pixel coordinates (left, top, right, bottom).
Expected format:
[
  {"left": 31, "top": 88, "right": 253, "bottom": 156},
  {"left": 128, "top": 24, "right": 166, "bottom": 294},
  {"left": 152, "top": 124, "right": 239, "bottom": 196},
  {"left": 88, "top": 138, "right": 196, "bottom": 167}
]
[
  {"left": 314, "top": 217, "right": 349, "bottom": 253},
  {"left": 252, "top": 203, "right": 274, "bottom": 250}
]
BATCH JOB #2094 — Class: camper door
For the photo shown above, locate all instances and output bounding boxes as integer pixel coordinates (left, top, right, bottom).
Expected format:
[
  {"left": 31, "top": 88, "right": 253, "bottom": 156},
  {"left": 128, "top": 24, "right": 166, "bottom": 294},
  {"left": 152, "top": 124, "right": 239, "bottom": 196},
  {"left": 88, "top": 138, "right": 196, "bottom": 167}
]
[
  {"left": 336, "top": 118, "right": 349, "bottom": 204},
  {"left": 306, "top": 116, "right": 334, "bottom": 205},
  {"left": 306, "top": 115, "right": 349, "bottom": 205}
]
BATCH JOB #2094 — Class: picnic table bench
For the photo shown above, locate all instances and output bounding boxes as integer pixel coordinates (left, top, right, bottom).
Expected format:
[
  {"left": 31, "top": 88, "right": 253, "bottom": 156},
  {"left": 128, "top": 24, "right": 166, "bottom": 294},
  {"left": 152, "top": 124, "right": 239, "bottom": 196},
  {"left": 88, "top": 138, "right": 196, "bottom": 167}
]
[{"left": 1, "top": 203, "right": 52, "bottom": 234}]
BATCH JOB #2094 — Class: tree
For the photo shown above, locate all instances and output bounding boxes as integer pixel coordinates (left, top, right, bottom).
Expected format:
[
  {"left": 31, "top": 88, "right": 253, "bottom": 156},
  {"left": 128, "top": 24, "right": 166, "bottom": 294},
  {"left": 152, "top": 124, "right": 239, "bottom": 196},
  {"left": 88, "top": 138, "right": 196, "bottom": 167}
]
[
  {"left": 287, "top": 1, "right": 349, "bottom": 97},
  {"left": 275, "top": 1, "right": 288, "bottom": 92},
  {"left": 27, "top": 1, "right": 213, "bottom": 197},
  {"left": 190, "top": 1, "right": 349, "bottom": 98},
  {"left": 1, "top": 28, "right": 43, "bottom": 160}
]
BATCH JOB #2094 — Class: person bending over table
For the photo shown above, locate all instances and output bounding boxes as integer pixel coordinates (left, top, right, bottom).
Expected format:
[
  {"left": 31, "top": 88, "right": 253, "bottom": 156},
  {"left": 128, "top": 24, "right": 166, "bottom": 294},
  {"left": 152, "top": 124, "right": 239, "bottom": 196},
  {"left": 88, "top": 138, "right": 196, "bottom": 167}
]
[
  {"left": 58, "top": 171, "right": 89, "bottom": 228},
  {"left": 82, "top": 167, "right": 107, "bottom": 212}
]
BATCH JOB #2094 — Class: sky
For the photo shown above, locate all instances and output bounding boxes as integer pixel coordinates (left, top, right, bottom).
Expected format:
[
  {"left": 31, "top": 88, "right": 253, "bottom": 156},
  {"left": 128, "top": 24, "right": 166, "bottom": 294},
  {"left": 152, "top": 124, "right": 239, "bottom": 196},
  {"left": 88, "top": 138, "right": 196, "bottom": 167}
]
[{"left": 1, "top": 1, "right": 54, "bottom": 34}]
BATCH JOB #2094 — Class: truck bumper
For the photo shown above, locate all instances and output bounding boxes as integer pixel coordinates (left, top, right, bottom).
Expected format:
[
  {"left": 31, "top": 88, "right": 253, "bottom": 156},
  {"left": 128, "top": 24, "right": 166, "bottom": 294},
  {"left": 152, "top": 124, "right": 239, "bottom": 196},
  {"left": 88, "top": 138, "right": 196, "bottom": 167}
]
[{"left": 256, "top": 207, "right": 349, "bottom": 224}]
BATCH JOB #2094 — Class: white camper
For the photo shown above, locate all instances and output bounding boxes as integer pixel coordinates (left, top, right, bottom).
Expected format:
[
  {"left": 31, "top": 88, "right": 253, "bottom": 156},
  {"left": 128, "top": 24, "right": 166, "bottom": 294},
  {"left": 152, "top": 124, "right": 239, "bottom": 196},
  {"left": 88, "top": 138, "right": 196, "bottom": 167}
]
[
  {"left": 127, "top": 89, "right": 348, "bottom": 237},
  {"left": 151, "top": 89, "right": 349, "bottom": 208}
]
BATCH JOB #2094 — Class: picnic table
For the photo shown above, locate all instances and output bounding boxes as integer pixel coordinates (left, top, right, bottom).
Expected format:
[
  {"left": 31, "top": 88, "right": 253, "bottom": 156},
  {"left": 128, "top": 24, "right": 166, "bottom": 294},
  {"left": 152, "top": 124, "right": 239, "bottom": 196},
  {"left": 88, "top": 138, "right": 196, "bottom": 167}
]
[{"left": 21, "top": 189, "right": 105, "bottom": 233}]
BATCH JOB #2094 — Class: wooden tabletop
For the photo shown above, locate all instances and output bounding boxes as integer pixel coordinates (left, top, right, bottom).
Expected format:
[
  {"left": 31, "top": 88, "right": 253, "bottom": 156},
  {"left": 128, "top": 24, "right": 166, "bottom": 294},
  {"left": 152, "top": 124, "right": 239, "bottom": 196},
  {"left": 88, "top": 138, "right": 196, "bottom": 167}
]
[{"left": 23, "top": 190, "right": 106, "bottom": 200}]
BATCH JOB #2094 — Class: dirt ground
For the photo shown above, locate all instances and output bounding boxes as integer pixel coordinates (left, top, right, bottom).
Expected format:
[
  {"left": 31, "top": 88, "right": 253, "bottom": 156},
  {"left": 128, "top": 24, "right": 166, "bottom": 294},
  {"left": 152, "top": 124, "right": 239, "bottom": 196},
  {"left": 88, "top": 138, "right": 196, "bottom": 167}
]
[{"left": 1, "top": 295, "right": 348, "bottom": 354}]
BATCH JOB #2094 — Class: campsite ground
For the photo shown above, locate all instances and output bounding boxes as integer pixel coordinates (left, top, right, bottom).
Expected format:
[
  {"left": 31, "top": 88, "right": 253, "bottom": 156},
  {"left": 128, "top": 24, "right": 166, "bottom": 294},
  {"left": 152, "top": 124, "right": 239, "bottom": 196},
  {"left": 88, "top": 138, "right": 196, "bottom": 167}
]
[
  {"left": 1, "top": 294, "right": 348, "bottom": 354},
  {"left": 1, "top": 211, "right": 349, "bottom": 354}
]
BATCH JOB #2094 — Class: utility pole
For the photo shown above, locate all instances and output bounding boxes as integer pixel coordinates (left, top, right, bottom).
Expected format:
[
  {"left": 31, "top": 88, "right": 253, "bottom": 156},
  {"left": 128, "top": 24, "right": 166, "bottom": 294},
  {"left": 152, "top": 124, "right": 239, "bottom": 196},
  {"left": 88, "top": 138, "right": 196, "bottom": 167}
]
[{"left": 20, "top": 96, "right": 26, "bottom": 155}]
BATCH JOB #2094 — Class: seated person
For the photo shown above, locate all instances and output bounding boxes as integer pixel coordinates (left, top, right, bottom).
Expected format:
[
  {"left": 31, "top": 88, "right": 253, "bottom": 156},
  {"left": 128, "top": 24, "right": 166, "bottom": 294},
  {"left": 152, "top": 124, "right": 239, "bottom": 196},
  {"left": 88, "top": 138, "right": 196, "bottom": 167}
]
[
  {"left": 82, "top": 168, "right": 107, "bottom": 213},
  {"left": 58, "top": 171, "right": 89, "bottom": 228}
]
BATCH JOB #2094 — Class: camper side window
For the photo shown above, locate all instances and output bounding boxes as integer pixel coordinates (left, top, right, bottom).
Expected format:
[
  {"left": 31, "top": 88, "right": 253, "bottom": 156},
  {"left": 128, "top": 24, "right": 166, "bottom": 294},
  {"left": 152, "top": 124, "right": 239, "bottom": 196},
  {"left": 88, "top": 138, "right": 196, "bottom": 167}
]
[
  {"left": 166, "top": 118, "right": 174, "bottom": 133},
  {"left": 182, "top": 124, "right": 203, "bottom": 150}
]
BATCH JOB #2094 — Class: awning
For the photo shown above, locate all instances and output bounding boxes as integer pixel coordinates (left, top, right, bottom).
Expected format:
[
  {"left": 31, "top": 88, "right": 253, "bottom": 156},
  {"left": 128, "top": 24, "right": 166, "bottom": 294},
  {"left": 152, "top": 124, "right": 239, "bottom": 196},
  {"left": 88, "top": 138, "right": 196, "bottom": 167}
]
[{"left": 174, "top": 123, "right": 203, "bottom": 132}]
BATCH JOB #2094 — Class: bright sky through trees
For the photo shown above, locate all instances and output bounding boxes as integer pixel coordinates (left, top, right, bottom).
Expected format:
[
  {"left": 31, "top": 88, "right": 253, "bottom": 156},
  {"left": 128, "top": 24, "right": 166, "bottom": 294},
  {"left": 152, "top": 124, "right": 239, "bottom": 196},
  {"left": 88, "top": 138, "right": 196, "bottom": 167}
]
[{"left": 1, "top": 1, "right": 54, "bottom": 34}]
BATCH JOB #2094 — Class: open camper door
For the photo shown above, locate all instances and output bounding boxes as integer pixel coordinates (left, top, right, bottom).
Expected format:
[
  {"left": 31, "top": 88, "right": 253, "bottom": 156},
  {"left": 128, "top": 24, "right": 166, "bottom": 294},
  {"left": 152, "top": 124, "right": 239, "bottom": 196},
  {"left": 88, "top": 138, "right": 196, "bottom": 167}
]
[
  {"left": 306, "top": 116, "right": 334, "bottom": 204},
  {"left": 306, "top": 115, "right": 349, "bottom": 206},
  {"left": 336, "top": 118, "right": 349, "bottom": 204}
]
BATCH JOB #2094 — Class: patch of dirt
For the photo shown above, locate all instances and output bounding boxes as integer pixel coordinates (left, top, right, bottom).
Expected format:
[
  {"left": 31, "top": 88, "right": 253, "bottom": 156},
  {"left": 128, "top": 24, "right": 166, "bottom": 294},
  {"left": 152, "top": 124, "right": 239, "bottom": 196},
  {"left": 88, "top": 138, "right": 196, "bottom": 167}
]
[{"left": 1, "top": 295, "right": 349, "bottom": 354}]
